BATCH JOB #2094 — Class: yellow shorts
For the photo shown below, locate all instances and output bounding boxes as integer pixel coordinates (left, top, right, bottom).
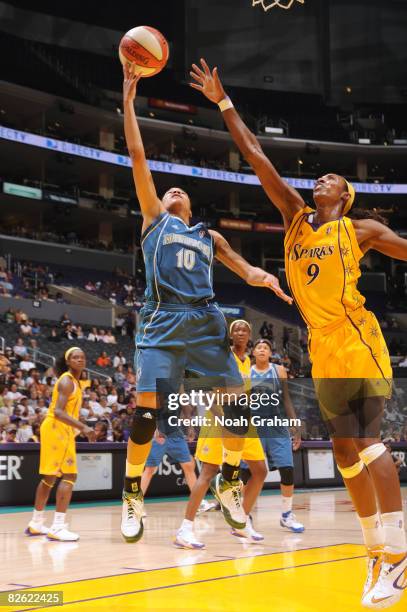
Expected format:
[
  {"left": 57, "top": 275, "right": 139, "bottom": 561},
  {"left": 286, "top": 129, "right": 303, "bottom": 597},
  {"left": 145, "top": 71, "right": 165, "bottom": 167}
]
[
  {"left": 39, "top": 417, "right": 77, "bottom": 476},
  {"left": 309, "top": 308, "right": 392, "bottom": 381},
  {"left": 196, "top": 435, "right": 265, "bottom": 465},
  {"left": 309, "top": 308, "right": 392, "bottom": 430}
]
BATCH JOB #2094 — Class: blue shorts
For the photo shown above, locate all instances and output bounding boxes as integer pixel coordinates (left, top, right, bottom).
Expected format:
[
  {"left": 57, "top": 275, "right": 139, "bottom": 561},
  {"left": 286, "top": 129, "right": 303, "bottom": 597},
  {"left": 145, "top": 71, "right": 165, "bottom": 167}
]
[
  {"left": 135, "top": 302, "right": 242, "bottom": 393},
  {"left": 146, "top": 435, "right": 191, "bottom": 467},
  {"left": 260, "top": 434, "right": 293, "bottom": 470}
]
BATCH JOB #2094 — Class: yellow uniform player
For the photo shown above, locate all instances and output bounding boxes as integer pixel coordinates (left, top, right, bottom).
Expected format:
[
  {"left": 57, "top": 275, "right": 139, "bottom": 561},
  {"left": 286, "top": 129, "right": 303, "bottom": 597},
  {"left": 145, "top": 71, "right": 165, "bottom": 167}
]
[
  {"left": 25, "top": 348, "right": 95, "bottom": 542},
  {"left": 189, "top": 58, "right": 407, "bottom": 608},
  {"left": 175, "top": 320, "right": 267, "bottom": 548}
]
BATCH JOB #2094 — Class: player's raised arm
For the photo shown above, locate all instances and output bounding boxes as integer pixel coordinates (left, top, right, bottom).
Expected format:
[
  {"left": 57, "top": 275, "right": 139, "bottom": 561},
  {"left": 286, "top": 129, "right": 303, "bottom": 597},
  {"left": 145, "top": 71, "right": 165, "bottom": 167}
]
[
  {"left": 123, "top": 65, "right": 165, "bottom": 226},
  {"left": 190, "top": 59, "right": 305, "bottom": 229},
  {"left": 210, "top": 230, "right": 292, "bottom": 304},
  {"left": 353, "top": 219, "right": 407, "bottom": 260}
]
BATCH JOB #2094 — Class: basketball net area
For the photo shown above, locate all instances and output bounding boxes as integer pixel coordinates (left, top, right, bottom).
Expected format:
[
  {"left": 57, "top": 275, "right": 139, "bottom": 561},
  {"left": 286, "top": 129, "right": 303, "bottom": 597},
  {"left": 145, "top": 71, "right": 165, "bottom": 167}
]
[{"left": 252, "top": 0, "right": 304, "bottom": 11}]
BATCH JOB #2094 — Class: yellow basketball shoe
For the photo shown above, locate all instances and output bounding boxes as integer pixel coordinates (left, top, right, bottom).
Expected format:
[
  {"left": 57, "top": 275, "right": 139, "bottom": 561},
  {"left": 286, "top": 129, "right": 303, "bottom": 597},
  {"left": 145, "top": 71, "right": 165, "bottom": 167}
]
[{"left": 363, "top": 551, "right": 407, "bottom": 609}]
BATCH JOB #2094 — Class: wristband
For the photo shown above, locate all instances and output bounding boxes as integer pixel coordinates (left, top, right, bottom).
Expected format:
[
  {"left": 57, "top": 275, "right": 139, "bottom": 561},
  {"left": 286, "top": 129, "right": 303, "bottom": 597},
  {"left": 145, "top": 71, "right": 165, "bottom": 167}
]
[{"left": 218, "top": 96, "right": 234, "bottom": 112}]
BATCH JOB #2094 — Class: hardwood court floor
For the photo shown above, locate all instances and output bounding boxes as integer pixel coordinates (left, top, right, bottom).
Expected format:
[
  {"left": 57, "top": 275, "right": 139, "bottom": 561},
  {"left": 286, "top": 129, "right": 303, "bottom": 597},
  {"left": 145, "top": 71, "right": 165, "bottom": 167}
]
[{"left": 1, "top": 489, "right": 406, "bottom": 611}]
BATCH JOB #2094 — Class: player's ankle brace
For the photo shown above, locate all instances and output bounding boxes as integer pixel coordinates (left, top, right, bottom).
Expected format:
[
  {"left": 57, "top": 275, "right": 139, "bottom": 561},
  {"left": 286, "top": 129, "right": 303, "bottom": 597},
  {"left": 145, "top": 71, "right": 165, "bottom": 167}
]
[
  {"left": 359, "top": 443, "right": 387, "bottom": 466},
  {"left": 124, "top": 476, "right": 142, "bottom": 494},
  {"left": 279, "top": 466, "right": 294, "bottom": 486},
  {"left": 129, "top": 407, "right": 157, "bottom": 444},
  {"left": 222, "top": 402, "right": 250, "bottom": 435},
  {"left": 337, "top": 459, "right": 364, "bottom": 479},
  {"left": 222, "top": 463, "right": 241, "bottom": 482}
]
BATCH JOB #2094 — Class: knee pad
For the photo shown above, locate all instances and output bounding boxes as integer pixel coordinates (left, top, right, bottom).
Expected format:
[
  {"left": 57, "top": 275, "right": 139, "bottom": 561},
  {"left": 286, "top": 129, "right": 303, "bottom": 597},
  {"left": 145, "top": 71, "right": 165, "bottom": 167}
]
[
  {"left": 359, "top": 442, "right": 387, "bottom": 466},
  {"left": 239, "top": 467, "right": 251, "bottom": 485},
  {"left": 337, "top": 459, "right": 364, "bottom": 480},
  {"left": 41, "top": 478, "right": 55, "bottom": 488},
  {"left": 279, "top": 466, "right": 294, "bottom": 486},
  {"left": 129, "top": 407, "right": 157, "bottom": 445},
  {"left": 222, "top": 402, "right": 250, "bottom": 435}
]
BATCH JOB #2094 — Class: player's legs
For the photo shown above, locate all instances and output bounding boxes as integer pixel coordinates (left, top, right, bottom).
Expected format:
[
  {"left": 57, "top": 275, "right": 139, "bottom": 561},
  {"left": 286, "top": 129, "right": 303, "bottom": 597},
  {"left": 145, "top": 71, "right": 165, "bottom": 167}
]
[
  {"left": 180, "top": 458, "right": 198, "bottom": 491},
  {"left": 141, "top": 466, "right": 158, "bottom": 496},
  {"left": 352, "top": 437, "right": 407, "bottom": 608},
  {"left": 25, "top": 475, "right": 57, "bottom": 536},
  {"left": 231, "top": 460, "right": 267, "bottom": 543},
  {"left": 47, "top": 473, "right": 79, "bottom": 542},
  {"left": 186, "top": 306, "right": 247, "bottom": 528},
  {"left": 122, "top": 339, "right": 185, "bottom": 543},
  {"left": 122, "top": 390, "right": 158, "bottom": 542}
]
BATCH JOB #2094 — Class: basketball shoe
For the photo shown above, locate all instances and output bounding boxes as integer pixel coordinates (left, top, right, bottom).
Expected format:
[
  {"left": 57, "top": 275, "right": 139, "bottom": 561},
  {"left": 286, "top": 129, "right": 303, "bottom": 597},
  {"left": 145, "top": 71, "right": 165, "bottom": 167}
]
[
  {"left": 210, "top": 473, "right": 246, "bottom": 529},
  {"left": 362, "top": 547, "right": 383, "bottom": 602},
  {"left": 46, "top": 525, "right": 79, "bottom": 542},
  {"left": 121, "top": 489, "right": 144, "bottom": 543},
  {"left": 363, "top": 551, "right": 407, "bottom": 608},
  {"left": 280, "top": 511, "right": 305, "bottom": 533},
  {"left": 25, "top": 520, "right": 49, "bottom": 536},
  {"left": 174, "top": 526, "right": 205, "bottom": 550},
  {"left": 231, "top": 516, "right": 264, "bottom": 543}
]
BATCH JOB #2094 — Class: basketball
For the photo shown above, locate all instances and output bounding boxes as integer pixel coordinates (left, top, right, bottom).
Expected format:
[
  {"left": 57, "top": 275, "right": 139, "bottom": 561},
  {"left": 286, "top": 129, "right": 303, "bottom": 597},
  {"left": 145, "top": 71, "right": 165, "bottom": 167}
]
[{"left": 119, "top": 26, "right": 169, "bottom": 77}]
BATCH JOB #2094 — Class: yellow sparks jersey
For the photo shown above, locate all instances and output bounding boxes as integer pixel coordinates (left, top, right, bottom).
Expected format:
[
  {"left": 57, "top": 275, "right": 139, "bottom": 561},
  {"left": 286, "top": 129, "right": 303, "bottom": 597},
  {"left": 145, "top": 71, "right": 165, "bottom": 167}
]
[
  {"left": 47, "top": 372, "right": 83, "bottom": 421},
  {"left": 232, "top": 351, "right": 251, "bottom": 378},
  {"left": 285, "top": 206, "right": 365, "bottom": 330}
]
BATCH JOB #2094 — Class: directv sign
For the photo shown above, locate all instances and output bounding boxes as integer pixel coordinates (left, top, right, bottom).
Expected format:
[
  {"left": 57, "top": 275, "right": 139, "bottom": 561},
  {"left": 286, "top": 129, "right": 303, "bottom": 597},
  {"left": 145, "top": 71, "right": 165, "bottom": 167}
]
[{"left": 2, "top": 126, "right": 407, "bottom": 194}]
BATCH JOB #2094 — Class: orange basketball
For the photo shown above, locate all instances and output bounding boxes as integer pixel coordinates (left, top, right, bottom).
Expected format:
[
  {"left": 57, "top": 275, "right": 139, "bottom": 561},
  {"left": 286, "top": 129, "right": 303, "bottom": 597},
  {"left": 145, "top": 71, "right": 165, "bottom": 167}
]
[{"left": 119, "top": 26, "right": 169, "bottom": 78}]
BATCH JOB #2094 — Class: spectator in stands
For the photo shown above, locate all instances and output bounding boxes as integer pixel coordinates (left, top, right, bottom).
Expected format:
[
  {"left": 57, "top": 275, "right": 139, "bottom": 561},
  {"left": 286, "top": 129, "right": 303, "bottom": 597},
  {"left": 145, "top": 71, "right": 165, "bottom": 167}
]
[
  {"left": 104, "top": 330, "right": 116, "bottom": 345},
  {"left": 270, "top": 348, "right": 282, "bottom": 364},
  {"left": 13, "top": 338, "right": 28, "bottom": 358},
  {"left": 4, "top": 309, "right": 15, "bottom": 324},
  {"left": 113, "top": 351, "right": 126, "bottom": 369},
  {"left": 31, "top": 321, "right": 41, "bottom": 335},
  {"left": 88, "top": 327, "right": 99, "bottom": 342},
  {"left": 107, "top": 387, "right": 118, "bottom": 406},
  {"left": 47, "top": 328, "right": 61, "bottom": 342},
  {"left": 76, "top": 325, "right": 85, "bottom": 340},
  {"left": 64, "top": 323, "right": 77, "bottom": 340},
  {"left": 19, "top": 356, "right": 36, "bottom": 372},
  {"left": 259, "top": 320, "right": 273, "bottom": 341},
  {"left": 5, "top": 383, "right": 23, "bottom": 402},
  {"left": 20, "top": 320, "right": 33, "bottom": 336},
  {"left": 94, "top": 421, "right": 108, "bottom": 442},
  {"left": 113, "top": 365, "right": 126, "bottom": 385},
  {"left": 99, "top": 396, "right": 110, "bottom": 415},
  {"left": 96, "top": 351, "right": 111, "bottom": 368},
  {"left": 0, "top": 352, "right": 10, "bottom": 374},
  {"left": 1, "top": 425, "right": 18, "bottom": 443},
  {"left": 14, "top": 310, "right": 27, "bottom": 325},
  {"left": 60, "top": 313, "right": 71, "bottom": 328},
  {"left": 85, "top": 281, "right": 96, "bottom": 292},
  {"left": 115, "top": 315, "right": 125, "bottom": 335},
  {"left": 112, "top": 420, "right": 124, "bottom": 442}
]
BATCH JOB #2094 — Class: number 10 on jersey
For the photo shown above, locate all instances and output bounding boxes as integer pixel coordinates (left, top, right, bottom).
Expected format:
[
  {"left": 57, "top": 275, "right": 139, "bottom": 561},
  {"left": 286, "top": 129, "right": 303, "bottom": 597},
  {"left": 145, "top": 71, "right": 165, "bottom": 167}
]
[{"left": 176, "top": 248, "right": 196, "bottom": 270}]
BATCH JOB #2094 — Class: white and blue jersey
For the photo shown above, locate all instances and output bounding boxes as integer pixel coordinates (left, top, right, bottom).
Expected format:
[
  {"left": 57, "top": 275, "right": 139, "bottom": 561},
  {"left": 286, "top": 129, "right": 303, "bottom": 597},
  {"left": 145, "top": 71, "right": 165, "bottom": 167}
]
[
  {"left": 135, "top": 212, "right": 242, "bottom": 394},
  {"left": 251, "top": 363, "right": 293, "bottom": 469}
]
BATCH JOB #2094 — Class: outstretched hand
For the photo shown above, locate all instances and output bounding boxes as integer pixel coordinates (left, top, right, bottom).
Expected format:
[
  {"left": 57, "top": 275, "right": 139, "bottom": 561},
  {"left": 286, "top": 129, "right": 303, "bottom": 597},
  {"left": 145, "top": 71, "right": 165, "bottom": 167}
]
[
  {"left": 189, "top": 58, "right": 226, "bottom": 104},
  {"left": 248, "top": 269, "right": 293, "bottom": 304},
  {"left": 123, "top": 63, "right": 142, "bottom": 105}
]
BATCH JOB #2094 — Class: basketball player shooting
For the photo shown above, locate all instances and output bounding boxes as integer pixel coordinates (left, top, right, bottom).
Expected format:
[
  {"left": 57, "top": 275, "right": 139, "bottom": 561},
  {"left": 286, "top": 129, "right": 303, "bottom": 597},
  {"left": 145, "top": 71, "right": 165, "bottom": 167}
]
[
  {"left": 190, "top": 59, "right": 407, "bottom": 609},
  {"left": 121, "top": 65, "right": 292, "bottom": 545}
]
